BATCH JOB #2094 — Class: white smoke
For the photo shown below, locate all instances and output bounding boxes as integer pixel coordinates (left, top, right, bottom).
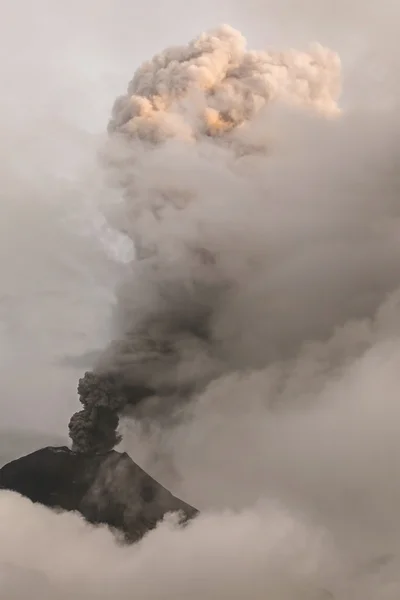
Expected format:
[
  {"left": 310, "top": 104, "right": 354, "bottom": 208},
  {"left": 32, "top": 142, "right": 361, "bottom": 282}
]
[
  {"left": 3, "top": 0, "right": 400, "bottom": 598},
  {"left": 105, "top": 25, "right": 340, "bottom": 256},
  {"left": 0, "top": 491, "right": 336, "bottom": 600}
]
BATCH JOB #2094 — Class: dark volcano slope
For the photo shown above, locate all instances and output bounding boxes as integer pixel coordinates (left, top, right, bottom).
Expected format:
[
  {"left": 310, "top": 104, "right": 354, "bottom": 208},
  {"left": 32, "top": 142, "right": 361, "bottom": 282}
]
[{"left": 0, "top": 446, "right": 198, "bottom": 543}]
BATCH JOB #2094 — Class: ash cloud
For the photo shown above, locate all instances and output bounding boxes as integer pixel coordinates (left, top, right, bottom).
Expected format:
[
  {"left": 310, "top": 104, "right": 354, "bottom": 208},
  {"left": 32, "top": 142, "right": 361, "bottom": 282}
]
[
  {"left": 69, "top": 25, "right": 343, "bottom": 453},
  {"left": 70, "top": 24, "right": 400, "bottom": 461}
]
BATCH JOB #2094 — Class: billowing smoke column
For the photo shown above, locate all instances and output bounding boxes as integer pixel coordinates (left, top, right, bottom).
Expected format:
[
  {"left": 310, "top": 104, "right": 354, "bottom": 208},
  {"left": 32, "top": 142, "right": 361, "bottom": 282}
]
[{"left": 69, "top": 25, "right": 341, "bottom": 453}]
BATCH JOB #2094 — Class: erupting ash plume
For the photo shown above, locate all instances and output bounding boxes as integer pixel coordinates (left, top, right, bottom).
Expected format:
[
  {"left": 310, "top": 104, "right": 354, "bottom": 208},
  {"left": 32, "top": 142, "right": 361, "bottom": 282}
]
[
  {"left": 69, "top": 25, "right": 342, "bottom": 453},
  {"left": 8, "top": 0, "right": 400, "bottom": 594}
]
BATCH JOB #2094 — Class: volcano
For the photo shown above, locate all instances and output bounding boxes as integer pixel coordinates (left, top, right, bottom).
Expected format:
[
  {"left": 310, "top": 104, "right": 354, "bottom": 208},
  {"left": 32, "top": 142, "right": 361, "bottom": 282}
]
[{"left": 0, "top": 445, "right": 198, "bottom": 543}]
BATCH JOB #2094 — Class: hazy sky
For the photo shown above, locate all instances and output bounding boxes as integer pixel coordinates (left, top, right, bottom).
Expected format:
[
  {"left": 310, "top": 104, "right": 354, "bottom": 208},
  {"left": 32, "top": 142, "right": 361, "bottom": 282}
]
[
  {"left": 5, "top": 4, "right": 400, "bottom": 599},
  {"left": 0, "top": 0, "right": 396, "bottom": 434}
]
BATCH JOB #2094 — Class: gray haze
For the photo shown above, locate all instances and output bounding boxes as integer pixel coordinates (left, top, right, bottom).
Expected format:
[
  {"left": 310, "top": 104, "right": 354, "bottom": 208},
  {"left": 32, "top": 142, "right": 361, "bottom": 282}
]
[{"left": 2, "top": 1, "right": 400, "bottom": 599}]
